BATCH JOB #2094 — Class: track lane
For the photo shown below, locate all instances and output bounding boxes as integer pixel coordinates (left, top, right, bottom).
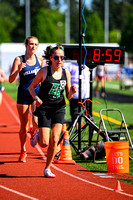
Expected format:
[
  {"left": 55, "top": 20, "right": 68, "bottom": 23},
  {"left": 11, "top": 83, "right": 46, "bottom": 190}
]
[{"left": 0, "top": 91, "right": 133, "bottom": 200}]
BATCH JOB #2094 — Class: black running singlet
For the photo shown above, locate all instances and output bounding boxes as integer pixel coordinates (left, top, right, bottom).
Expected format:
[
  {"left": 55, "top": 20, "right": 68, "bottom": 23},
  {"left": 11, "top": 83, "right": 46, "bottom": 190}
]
[{"left": 38, "top": 66, "right": 67, "bottom": 110}]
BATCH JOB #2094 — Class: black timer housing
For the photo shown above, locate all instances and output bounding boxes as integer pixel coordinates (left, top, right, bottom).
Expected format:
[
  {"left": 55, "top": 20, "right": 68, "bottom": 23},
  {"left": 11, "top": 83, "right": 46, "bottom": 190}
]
[{"left": 63, "top": 45, "right": 125, "bottom": 65}]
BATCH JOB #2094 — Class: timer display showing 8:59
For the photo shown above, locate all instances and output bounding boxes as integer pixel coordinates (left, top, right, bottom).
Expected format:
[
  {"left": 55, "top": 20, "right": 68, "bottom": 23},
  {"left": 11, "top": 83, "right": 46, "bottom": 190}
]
[{"left": 63, "top": 46, "right": 125, "bottom": 64}]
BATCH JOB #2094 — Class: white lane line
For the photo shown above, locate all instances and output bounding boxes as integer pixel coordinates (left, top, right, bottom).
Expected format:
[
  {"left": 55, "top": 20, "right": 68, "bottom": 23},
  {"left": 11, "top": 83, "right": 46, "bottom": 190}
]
[
  {"left": 35, "top": 141, "right": 133, "bottom": 198},
  {"left": 3, "top": 94, "right": 133, "bottom": 198},
  {"left": 0, "top": 185, "right": 39, "bottom": 200},
  {"left": 0, "top": 155, "right": 18, "bottom": 157},
  {"left": 93, "top": 173, "right": 107, "bottom": 175},
  {"left": 99, "top": 176, "right": 114, "bottom": 178},
  {"left": 3, "top": 96, "right": 20, "bottom": 124},
  {"left": 51, "top": 165, "right": 133, "bottom": 198},
  {"left": 93, "top": 173, "right": 114, "bottom": 178}
]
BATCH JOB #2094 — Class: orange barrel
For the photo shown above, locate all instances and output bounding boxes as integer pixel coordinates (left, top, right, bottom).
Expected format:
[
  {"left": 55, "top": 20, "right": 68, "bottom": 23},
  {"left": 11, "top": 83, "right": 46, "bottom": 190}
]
[{"left": 104, "top": 141, "right": 129, "bottom": 173}]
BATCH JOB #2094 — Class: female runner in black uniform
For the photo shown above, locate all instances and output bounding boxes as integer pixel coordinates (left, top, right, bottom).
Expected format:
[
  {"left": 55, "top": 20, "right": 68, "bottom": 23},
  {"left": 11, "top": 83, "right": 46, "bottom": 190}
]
[
  {"left": 29, "top": 44, "right": 77, "bottom": 177},
  {"left": 9, "top": 36, "right": 44, "bottom": 162}
]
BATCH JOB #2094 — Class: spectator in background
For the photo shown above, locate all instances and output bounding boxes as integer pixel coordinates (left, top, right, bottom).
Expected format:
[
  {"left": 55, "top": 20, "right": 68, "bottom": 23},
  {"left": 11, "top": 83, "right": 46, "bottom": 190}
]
[
  {"left": 63, "top": 62, "right": 90, "bottom": 128},
  {"left": 0, "top": 69, "right": 8, "bottom": 106},
  {"left": 95, "top": 64, "right": 107, "bottom": 98},
  {"left": 9, "top": 36, "right": 44, "bottom": 163},
  {"left": 128, "top": 59, "right": 133, "bottom": 69}
]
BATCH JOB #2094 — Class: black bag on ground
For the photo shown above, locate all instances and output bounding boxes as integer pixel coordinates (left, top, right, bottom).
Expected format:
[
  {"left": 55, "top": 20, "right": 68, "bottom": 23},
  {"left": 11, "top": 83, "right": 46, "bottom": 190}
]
[{"left": 80, "top": 140, "right": 105, "bottom": 160}]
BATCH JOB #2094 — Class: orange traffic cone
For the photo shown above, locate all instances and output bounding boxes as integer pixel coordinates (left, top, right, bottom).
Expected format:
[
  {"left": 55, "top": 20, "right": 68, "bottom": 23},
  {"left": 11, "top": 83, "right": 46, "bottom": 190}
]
[
  {"left": 114, "top": 180, "right": 123, "bottom": 192},
  {"left": 62, "top": 123, "right": 67, "bottom": 132},
  {"left": 55, "top": 130, "right": 76, "bottom": 164}
]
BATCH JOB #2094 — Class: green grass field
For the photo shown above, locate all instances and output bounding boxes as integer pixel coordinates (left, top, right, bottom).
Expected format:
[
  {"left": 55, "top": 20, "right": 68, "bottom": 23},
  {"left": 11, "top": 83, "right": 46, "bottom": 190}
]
[{"left": 2, "top": 80, "right": 133, "bottom": 184}]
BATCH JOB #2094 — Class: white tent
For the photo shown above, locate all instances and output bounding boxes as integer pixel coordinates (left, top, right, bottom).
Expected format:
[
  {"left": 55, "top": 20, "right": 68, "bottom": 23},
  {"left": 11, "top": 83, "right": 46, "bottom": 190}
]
[{"left": 0, "top": 43, "right": 56, "bottom": 76}]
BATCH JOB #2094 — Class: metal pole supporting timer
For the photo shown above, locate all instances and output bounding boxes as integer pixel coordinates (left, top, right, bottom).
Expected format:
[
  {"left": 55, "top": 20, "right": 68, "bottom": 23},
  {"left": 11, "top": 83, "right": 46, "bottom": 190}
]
[
  {"left": 25, "top": 0, "right": 31, "bottom": 38},
  {"left": 78, "top": 0, "right": 82, "bottom": 153},
  {"left": 87, "top": 64, "right": 97, "bottom": 146}
]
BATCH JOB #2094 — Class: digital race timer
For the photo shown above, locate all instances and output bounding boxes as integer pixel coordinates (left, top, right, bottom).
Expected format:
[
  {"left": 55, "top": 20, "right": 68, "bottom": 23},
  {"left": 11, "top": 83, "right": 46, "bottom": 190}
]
[{"left": 63, "top": 45, "right": 125, "bottom": 64}]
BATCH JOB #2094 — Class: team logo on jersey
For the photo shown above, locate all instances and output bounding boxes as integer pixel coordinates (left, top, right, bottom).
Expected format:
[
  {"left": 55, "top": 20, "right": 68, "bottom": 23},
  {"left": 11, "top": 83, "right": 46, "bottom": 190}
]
[
  {"left": 49, "top": 80, "right": 66, "bottom": 98},
  {"left": 34, "top": 67, "right": 40, "bottom": 75},
  {"left": 23, "top": 66, "right": 40, "bottom": 76},
  {"left": 49, "top": 83, "right": 60, "bottom": 98},
  {"left": 60, "top": 80, "right": 66, "bottom": 90}
]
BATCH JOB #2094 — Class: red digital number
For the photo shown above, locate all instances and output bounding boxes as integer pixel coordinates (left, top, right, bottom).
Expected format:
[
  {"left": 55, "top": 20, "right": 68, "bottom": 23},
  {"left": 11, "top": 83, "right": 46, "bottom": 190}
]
[
  {"left": 93, "top": 49, "right": 101, "bottom": 61},
  {"left": 73, "top": 49, "right": 79, "bottom": 60},
  {"left": 106, "top": 49, "right": 112, "bottom": 61},
  {"left": 86, "top": 49, "right": 93, "bottom": 61},
  {"left": 114, "top": 49, "right": 121, "bottom": 62}
]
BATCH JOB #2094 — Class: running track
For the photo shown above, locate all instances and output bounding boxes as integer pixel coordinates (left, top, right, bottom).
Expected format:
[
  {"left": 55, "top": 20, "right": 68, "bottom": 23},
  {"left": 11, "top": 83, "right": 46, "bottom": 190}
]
[{"left": 0, "top": 91, "right": 133, "bottom": 200}]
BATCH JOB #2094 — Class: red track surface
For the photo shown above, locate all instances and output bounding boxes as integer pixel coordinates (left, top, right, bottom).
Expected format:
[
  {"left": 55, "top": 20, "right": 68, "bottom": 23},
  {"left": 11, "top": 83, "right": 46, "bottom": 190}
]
[{"left": 0, "top": 91, "right": 133, "bottom": 200}]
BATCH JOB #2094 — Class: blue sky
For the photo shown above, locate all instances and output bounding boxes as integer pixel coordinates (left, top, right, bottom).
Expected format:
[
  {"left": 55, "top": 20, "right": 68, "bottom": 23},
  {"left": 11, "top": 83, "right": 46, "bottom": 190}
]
[
  {"left": 20, "top": 0, "right": 92, "bottom": 11},
  {"left": 57, "top": 0, "right": 92, "bottom": 12}
]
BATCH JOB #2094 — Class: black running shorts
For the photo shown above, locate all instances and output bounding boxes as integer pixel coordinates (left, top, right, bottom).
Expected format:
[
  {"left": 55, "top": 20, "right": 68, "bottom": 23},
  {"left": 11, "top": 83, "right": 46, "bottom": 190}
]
[{"left": 38, "top": 106, "right": 66, "bottom": 128}]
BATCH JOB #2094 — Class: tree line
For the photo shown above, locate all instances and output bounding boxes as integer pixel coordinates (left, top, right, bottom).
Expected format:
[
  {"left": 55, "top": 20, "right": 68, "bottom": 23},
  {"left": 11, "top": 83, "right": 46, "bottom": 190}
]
[{"left": 0, "top": 0, "right": 133, "bottom": 53}]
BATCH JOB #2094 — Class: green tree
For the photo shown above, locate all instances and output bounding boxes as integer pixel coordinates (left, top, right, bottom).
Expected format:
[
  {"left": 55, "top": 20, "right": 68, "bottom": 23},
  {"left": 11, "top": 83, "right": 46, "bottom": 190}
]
[
  {"left": 30, "top": 0, "right": 50, "bottom": 15},
  {"left": 0, "top": 2, "right": 16, "bottom": 42},
  {"left": 109, "top": 29, "right": 121, "bottom": 43},
  {"left": 0, "top": 18, "right": 11, "bottom": 43},
  {"left": 120, "top": 13, "right": 133, "bottom": 53},
  {"left": 85, "top": 12, "right": 104, "bottom": 43},
  {"left": 31, "top": 8, "right": 65, "bottom": 43},
  {"left": 0, "top": 0, "right": 51, "bottom": 42},
  {"left": 2, "top": 0, "right": 50, "bottom": 14},
  {"left": 70, "top": 0, "right": 79, "bottom": 43},
  {"left": 55, "top": 0, "right": 79, "bottom": 43},
  {"left": 11, "top": 7, "right": 25, "bottom": 42},
  {"left": 11, "top": 0, "right": 51, "bottom": 42},
  {"left": 91, "top": 0, "right": 131, "bottom": 31}
]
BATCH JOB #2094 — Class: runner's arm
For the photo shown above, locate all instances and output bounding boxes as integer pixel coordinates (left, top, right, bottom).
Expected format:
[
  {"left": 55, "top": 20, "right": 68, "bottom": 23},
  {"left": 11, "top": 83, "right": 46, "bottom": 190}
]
[
  {"left": 9, "top": 56, "right": 25, "bottom": 83},
  {"left": 65, "top": 69, "right": 77, "bottom": 100}
]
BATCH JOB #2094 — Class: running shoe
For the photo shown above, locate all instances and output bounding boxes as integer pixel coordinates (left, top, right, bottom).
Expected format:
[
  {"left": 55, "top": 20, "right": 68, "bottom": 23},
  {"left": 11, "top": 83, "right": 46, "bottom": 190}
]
[
  {"left": 44, "top": 169, "right": 56, "bottom": 178},
  {"left": 18, "top": 151, "right": 27, "bottom": 162},
  {"left": 30, "top": 129, "right": 39, "bottom": 147}
]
